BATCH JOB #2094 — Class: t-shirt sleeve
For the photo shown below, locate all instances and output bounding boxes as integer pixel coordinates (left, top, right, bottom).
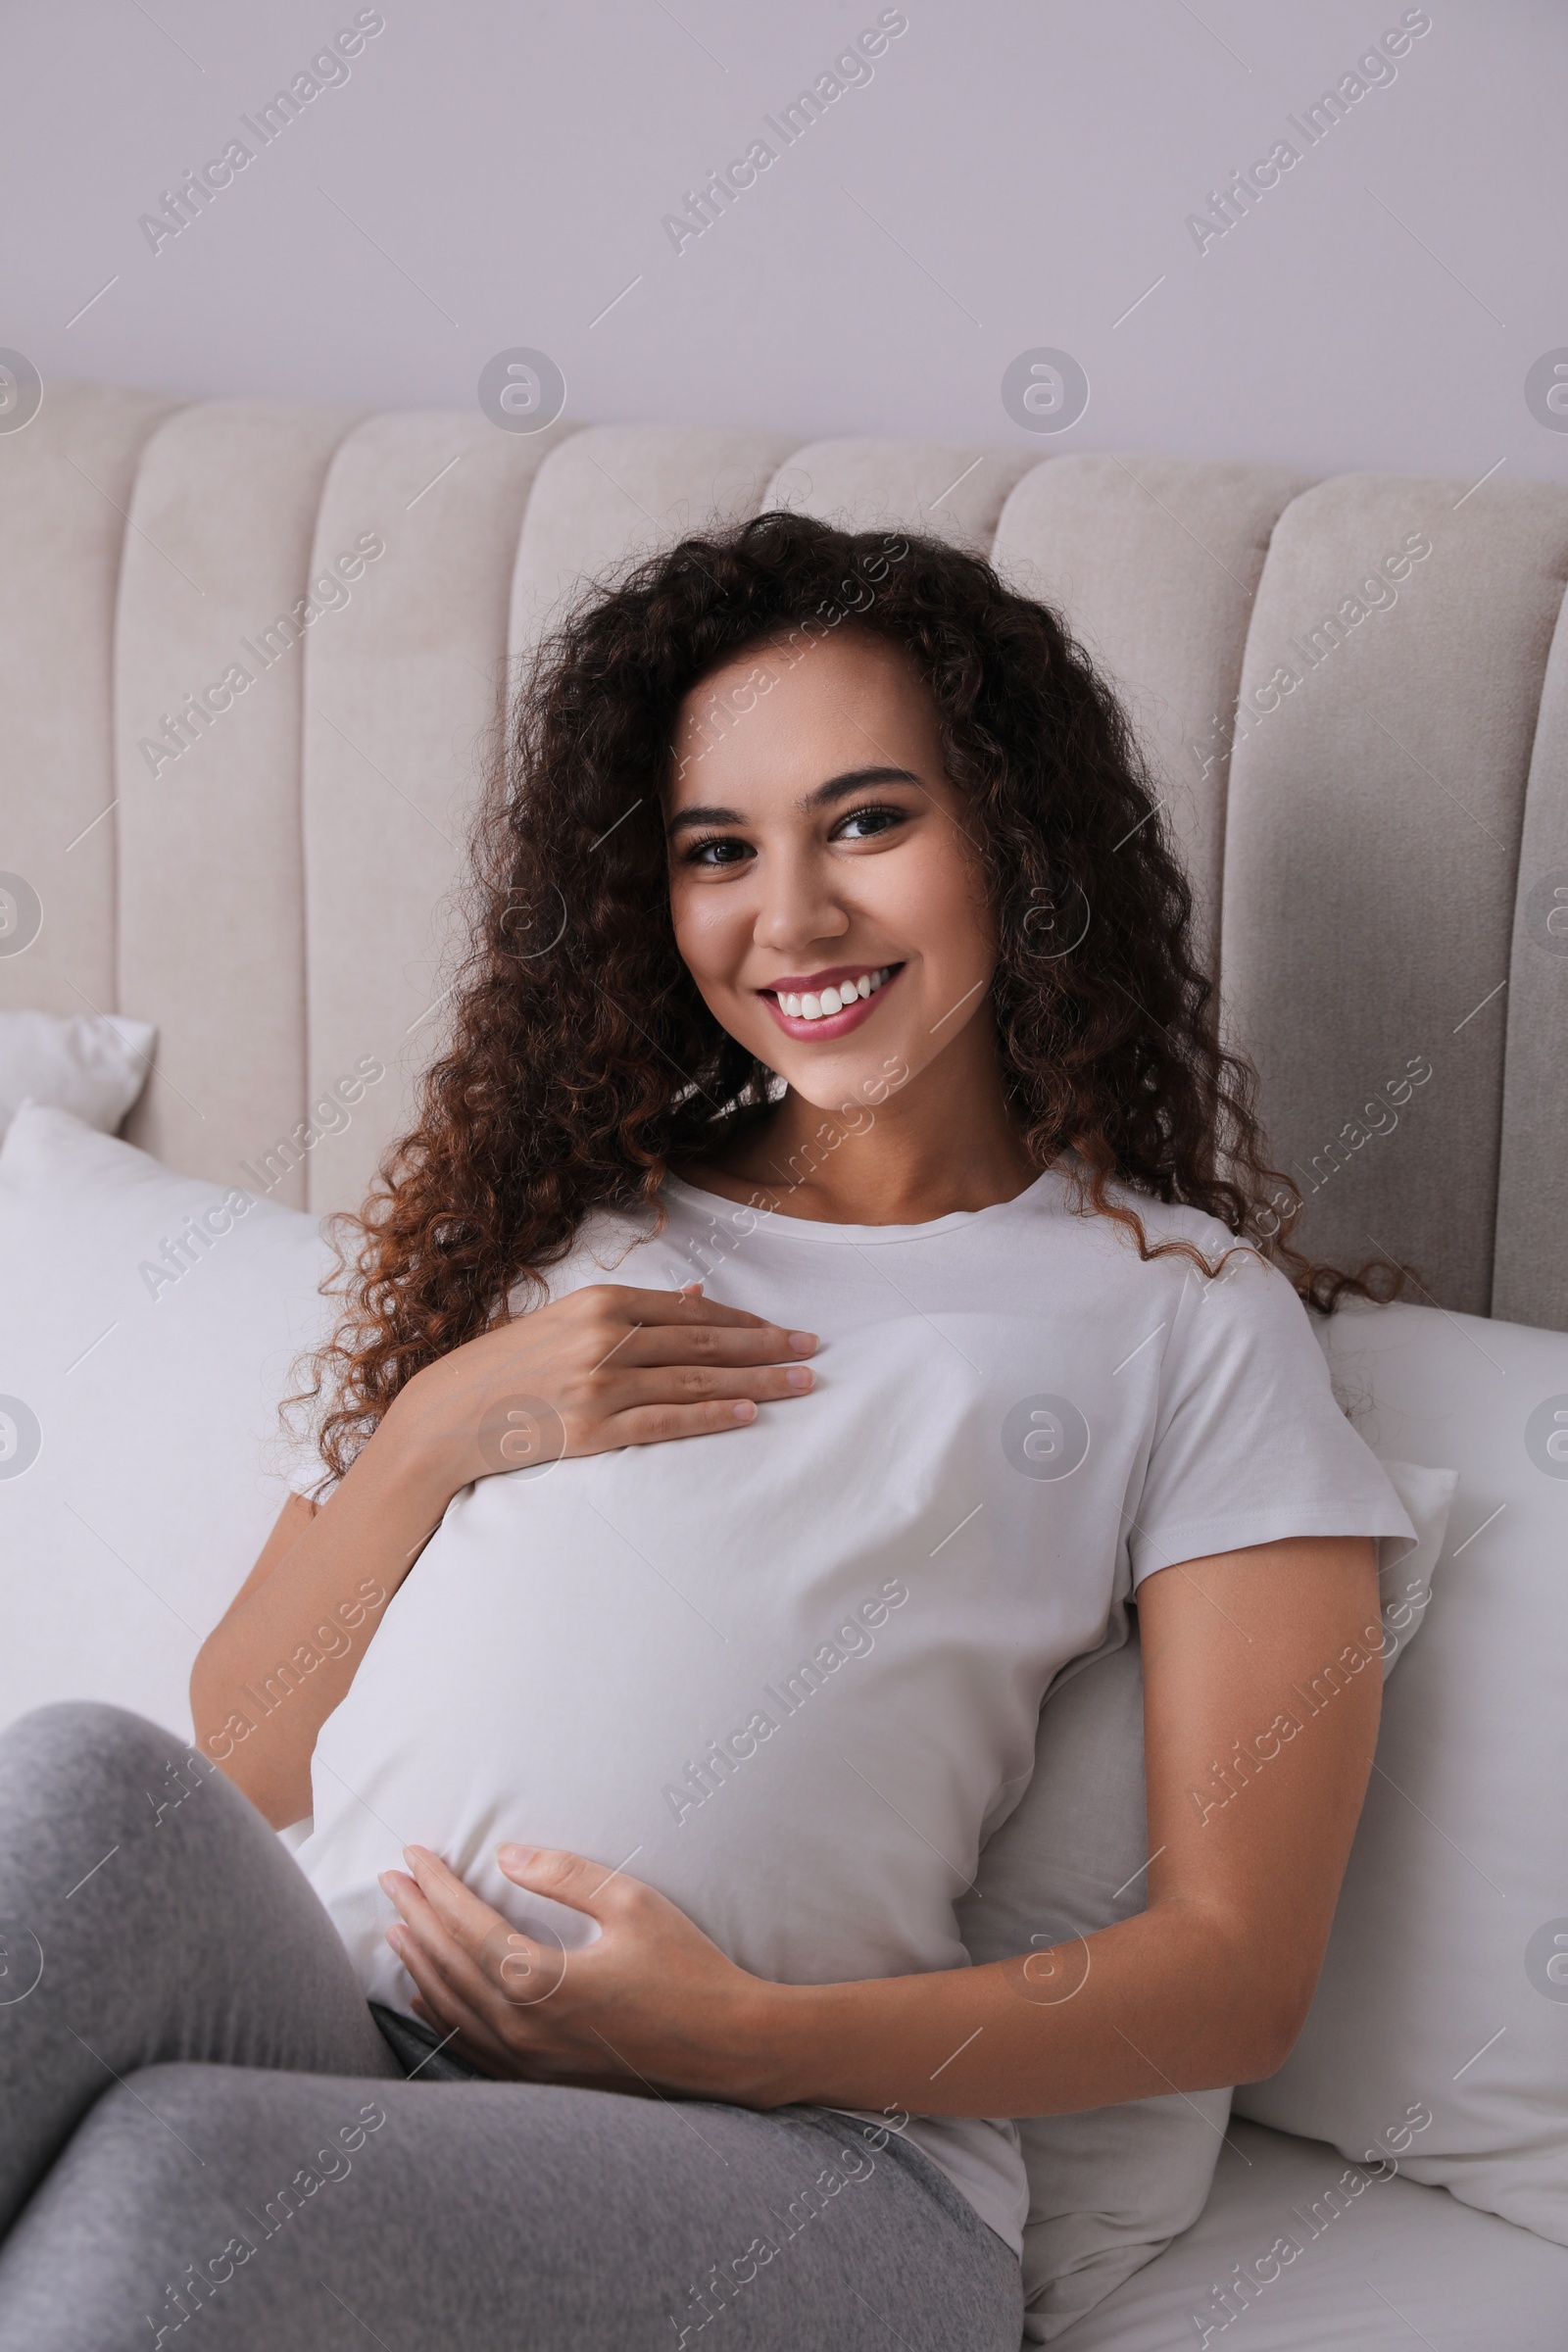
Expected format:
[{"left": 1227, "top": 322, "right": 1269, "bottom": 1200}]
[{"left": 1127, "top": 1249, "right": 1415, "bottom": 1586}]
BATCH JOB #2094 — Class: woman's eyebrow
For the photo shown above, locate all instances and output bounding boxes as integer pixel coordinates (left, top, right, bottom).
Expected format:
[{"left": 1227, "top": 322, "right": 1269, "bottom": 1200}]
[
  {"left": 665, "top": 803, "right": 742, "bottom": 838},
  {"left": 664, "top": 766, "right": 920, "bottom": 839},
  {"left": 801, "top": 765, "right": 920, "bottom": 810}
]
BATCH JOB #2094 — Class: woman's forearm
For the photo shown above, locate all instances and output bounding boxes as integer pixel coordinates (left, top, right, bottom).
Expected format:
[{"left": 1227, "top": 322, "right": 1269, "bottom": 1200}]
[
  {"left": 743, "top": 1896, "right": 1293, "bottom": 2120},
  {"left": 190, "top": 1414, "right": 454, "bottom": 1828}
]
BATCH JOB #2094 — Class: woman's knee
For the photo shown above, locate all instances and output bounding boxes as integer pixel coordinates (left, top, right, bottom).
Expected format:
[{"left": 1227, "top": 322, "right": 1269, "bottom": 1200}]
[
  {"left": 0, "top": 1704, "right": 224, "bottom": 1875},
  {"left": 0, "top": 2066, "right": 215, "bottom": 2264},
  {"left": 0, "top": 1700, "right": 187, "bottom": 1790},
  {"left": 20, "top": 2063, "right": 386, "bottom": 2218},
  {"left": 0, "top": 2069, "right": 267, "bottom": 2343},
  {"left": 0, "top": 1703, "right": 277, "bottom": 1877}
]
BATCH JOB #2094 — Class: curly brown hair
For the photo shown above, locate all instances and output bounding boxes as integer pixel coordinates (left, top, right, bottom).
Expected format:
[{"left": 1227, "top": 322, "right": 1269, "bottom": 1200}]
[{"left": 285, "top": 510, "right": 1393, "bottom": 1494}]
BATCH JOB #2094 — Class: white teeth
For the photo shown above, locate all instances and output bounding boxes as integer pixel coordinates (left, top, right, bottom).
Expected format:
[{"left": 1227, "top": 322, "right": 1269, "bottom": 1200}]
[{"left": 779, "top": 966, "right": 894, "bottom": 1021}]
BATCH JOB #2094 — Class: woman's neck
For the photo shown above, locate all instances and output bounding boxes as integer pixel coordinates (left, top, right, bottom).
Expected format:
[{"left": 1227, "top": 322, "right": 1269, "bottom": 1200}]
[{"left": 677, "top": 1028, "right": 1043, "bottom": 1227}]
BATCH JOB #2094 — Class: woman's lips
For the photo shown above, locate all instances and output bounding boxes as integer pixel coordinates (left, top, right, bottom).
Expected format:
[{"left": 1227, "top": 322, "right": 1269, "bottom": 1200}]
[{"left": 759, "top": 963, "right": 904, "bottom": 1042}]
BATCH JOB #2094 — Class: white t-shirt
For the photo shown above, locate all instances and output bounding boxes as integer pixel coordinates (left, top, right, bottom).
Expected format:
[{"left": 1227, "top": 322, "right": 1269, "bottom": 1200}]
[{"left": 291, "top": 1165, "right": 1414, "bottom": 2254}]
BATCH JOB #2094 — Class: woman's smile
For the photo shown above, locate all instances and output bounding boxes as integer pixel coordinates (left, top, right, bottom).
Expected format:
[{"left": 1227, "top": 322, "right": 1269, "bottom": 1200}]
[{"left": 759, "top": 960, "right": 905, "bottom": 1038}]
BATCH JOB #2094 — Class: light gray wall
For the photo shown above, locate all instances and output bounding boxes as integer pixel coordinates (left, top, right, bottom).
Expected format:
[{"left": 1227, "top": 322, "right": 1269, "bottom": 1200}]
[{"left": 4, "top": 0, "right": 1566, "bottom": 484}]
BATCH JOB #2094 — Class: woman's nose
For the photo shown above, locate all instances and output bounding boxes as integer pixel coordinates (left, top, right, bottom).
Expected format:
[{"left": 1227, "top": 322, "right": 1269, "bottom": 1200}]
[{"left": 754, "top": 855, "right": 851, "bottom": 952}]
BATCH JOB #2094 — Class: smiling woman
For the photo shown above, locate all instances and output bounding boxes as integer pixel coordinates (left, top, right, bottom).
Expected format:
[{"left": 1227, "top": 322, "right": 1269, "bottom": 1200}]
[
  {"left": 0, "top": 514, "right": 1416, "bottom": 2351},
  {"left": 279, "top": 506, "right": 1393, "bottom": 1462},
  {"left": 661, "top": 629, "right": 1008, "bottom": 1215}
]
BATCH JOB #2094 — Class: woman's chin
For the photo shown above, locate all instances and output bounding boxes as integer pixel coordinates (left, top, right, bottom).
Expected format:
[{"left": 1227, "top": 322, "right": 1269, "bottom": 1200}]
[{"left": 770, "top": 1048, "right": 913, "bottom": 1118}]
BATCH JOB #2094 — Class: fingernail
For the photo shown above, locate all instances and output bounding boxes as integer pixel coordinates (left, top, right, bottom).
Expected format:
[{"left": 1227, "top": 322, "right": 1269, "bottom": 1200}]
[
  {"left": 789, "top": 1331, "right": 817, "bottom": 1353},
  {"left": 786, "top": 1365, "right": 812, "bottom": 1390},
  {"left": 732, "top": 1399, "right": 757, "bottom": 1423},
  {"left": 378, "top": 1872, "right": 397, "bottom": 1897},
  {"left": 497, "top": 1842, "right": 535, "bottom": 1870}
]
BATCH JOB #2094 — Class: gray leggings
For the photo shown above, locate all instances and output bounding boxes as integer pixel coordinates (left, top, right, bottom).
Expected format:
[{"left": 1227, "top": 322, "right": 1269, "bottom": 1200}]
[{"left": 0, "top": 1705, "right": 1022, "bottom": 2350}]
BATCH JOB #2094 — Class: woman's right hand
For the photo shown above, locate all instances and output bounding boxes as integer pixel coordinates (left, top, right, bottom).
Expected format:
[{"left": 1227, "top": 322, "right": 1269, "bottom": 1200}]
[{"left": 384, "top": 1282, "right": 818, "bottom": 1508}]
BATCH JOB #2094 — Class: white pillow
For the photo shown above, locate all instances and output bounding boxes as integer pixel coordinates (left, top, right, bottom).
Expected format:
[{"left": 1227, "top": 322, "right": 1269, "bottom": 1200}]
[
  {"left": 0, "top": 1102, "right": 332, "bottom": 1738},
  {"left": 958, "top": 1446, "right": 1454, "bottom": 2341},
  {"left": 0, "top": 1009, "right": 156, "bottom": 1140},
  {"left": 1233, "top": 1298, "right": 1568, "bottom": 2249}
]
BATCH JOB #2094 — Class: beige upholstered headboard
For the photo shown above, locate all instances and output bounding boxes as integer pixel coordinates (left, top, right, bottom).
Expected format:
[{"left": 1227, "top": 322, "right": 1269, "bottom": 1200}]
[{"left": 2, "top": 384, "right": 1565, "bottom": 1327}]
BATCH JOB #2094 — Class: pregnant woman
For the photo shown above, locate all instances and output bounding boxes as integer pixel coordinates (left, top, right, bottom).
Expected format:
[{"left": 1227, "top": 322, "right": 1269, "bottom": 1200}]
[{"left": 0, "top": 514, "right": 1412, "bottom": 2349}]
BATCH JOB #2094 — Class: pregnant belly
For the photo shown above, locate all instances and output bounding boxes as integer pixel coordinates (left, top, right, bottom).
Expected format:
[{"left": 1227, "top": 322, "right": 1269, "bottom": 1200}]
[{"left": 295, "top": 1316, "right": 1106, "bottom": 2011}]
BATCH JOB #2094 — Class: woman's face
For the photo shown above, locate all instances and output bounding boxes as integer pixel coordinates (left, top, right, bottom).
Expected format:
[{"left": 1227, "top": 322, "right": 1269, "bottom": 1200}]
[{"left": 665, "top": 629, "right": 996, "bottom": 1114}]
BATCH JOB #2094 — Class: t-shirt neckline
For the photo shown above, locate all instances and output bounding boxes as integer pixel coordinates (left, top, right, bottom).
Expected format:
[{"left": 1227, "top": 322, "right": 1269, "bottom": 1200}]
[{"left": 660, "top": 1165, "right": 1063, "bottom": 1247}]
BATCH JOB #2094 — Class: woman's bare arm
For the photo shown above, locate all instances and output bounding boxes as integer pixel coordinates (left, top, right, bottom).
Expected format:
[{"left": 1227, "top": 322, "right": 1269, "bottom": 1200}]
[
  {"left": 222, "top": 1490, "right": 319, "bottom": 1612},
  {"left": 379, "top": 1533, "right": 1385, "bottom": 2112},
  {"left": 189, "top": 1433, "right": 453, "bottom": 1829}
]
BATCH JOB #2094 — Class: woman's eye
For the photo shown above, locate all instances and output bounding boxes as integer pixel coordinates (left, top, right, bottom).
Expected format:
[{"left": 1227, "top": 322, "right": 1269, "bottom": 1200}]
[
  {"left": 835, "top": 803, "right": 908, "bottom": 842},
  {"left": 684, "top": 834, "right": 753, "bottom": 869}
]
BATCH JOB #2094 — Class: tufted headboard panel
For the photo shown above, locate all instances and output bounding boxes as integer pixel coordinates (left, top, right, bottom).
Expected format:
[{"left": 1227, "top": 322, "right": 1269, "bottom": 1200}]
[{"left": 2, "top": 384, "right": 1565, "bottom": 1327}]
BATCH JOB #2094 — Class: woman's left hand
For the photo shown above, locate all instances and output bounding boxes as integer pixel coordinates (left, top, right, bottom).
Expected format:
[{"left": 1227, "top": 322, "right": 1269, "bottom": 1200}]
[{"left": 379, "top": 1843, "right": 782, "bottom": 2101}]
